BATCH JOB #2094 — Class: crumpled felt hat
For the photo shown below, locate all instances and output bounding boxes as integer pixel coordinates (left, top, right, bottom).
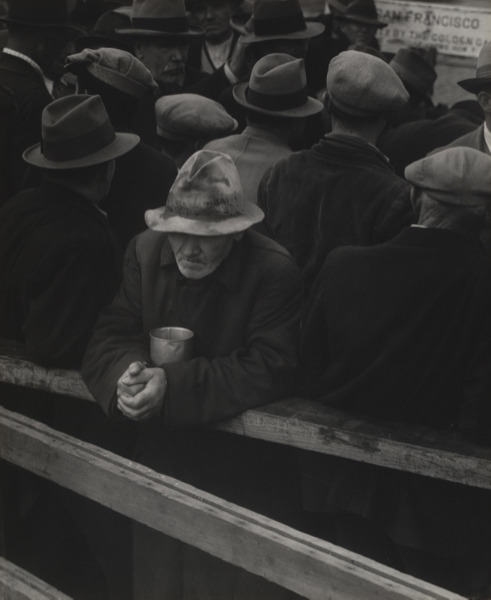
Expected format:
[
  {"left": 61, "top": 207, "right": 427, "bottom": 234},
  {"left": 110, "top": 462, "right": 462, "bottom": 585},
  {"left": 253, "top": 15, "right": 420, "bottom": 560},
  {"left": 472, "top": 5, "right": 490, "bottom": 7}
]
[
  {"left": 145, "top": 150, "right": 264, "bottom": 236},
  {"left": 405, "top": 147, "right": 491, "bottom": 207},
  {"left": 65, "top": 48, "right": 158, "bottom": 98},
  {"left": 458, "top": 43, "right": 491, "bottom": 94},
  {"left": 116, "top": 0, "right": 203, "bottom": 38},
  {"left": 23, "top": 95, "right": 139, "bottom": 170},
  {"left": 390, "top": 48, "right": 437, "bottom": 101},
  {"left": 336, "top": 0, "right": 387, "bottom": 28},
  {"left": 230, "top": 0, "right": 324, "bottom": 44},
  {"left": 233, "top": 53, "right": 323, "bottom": 117},
  {"left": 155, "top": 94, "right": 238, "bottom": 141},
  {"left": 326, "top": 50, "right": 408, "bottom": 116}
]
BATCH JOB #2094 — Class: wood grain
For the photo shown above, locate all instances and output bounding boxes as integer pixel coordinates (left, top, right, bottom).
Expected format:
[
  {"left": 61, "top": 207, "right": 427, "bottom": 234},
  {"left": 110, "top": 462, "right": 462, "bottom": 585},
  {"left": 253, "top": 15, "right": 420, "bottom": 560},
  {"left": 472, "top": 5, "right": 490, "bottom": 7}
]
[{"left": 0, "top": 556, "right": 72, "bottom": 600}]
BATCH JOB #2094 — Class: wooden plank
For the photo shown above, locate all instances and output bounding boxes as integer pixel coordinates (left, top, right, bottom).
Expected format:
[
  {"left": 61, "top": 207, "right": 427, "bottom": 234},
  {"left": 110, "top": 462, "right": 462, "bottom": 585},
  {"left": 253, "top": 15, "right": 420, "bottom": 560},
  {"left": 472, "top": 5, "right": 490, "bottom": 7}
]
[
  {"left": 0, "top": 406, "right": 464, "bottom": 600},
  {"left": 1, "top": 340, "right": 491, "bottom": 489},
  {"left": 0, "top": 556, "right": 72, "bottom": 600}
]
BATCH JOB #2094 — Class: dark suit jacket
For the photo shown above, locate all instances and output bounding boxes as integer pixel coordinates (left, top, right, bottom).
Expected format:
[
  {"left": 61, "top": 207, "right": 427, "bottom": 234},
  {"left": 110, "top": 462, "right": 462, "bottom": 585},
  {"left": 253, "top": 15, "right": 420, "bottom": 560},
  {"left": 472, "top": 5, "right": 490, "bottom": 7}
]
[
  {"left": 0, "top": 52, "right": 52, "bottom": 204},
  {"left": 0, "top": 180, "right": 123, "bottom": 367}
]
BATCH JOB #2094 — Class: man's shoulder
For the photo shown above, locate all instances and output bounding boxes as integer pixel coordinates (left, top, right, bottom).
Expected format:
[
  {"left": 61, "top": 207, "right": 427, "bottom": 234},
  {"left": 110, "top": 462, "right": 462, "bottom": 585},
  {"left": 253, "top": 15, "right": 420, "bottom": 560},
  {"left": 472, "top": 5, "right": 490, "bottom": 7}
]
[
  {"left": 246, "top": 229, "right": 299, "bottom": 266},
  {"left": 440, "top": 123, "right": 484, "bottom": 152}
]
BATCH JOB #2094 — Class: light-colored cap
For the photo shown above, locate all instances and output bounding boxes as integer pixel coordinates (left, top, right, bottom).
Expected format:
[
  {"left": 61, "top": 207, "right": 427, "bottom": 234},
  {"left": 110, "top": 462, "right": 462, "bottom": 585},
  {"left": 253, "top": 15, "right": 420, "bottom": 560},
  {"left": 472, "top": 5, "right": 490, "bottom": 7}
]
[
  {"left": 155, "top": 94, "right": 238, "bottom": 141},
  {"left": 65, "top": 48, "right": 158, "bottom": 98},
  {"left": 145, "top": 150, "right": 264, "bottom": 236},
  {"left": 326, "top": 50, "right": 409, "bottom": 116},
  {"left": 405, "top": 147, "right": 491, "bottom": 207}
]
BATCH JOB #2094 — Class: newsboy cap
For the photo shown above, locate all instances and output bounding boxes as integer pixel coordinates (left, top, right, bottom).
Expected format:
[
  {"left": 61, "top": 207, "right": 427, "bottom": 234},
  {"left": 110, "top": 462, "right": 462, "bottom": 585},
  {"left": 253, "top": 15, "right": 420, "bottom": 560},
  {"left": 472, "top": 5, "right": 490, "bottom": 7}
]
[
  {"left": 404, "top": 147, "right": 491, "bottom": 207},
  {"left": 155, "top": 94, "right": 238, "bottom": 141},
  {"left": 326, "top": 50, "right": 409, "bottom": 117},
  {"left": 65, "top": 48, "right": 158, "bottom": 98}
]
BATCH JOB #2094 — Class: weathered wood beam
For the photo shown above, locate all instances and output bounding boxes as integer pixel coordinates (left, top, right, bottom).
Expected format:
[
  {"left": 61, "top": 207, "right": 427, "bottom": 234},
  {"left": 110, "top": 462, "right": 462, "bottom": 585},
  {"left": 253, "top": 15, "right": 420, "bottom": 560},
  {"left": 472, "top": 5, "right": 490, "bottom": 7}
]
[
  {"left": 0, "top": 407, "right": 464, "bottom": 600},
  {"left": 0, "top": 556, "right": 72, "bottom": 600}
]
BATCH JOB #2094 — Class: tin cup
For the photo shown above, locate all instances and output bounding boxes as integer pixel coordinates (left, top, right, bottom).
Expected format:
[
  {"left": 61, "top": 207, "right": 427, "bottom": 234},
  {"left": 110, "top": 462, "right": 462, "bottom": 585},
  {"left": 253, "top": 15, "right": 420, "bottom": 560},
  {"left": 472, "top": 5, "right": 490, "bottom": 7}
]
[{"left": 150, "top": 326, "right": 194, "bottom": 366}]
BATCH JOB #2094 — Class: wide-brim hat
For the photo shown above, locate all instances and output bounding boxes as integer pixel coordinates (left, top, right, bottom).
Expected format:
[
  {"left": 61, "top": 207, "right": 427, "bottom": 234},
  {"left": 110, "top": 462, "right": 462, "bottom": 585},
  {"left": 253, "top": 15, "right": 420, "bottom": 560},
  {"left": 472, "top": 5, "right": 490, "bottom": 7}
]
[
  {"left": 233, "top": 53, "right": 323, "bottom": 117},
  {"left": 336, "top": 0, "right": 387, "bottom": 29},
  {"left": 390, "top": 47, "right": 437, "bottom": 101},
  {"left": 145, "top": 150, "right": 264, "bottom": 236},
  {"left": 0, "top": 0, "right": 82, "bottom": 32},
  {"left": 230, "top": 0, "right": 324, "bottom": 44},
  {"left": 116, "top": 0, "right": 203, "bottom": 38},
  {"left": 23, "top": 94, "right": 139, "bottom": 170},
  {"left": 458, "top": 42, "right": 491, "bottom": 94}
]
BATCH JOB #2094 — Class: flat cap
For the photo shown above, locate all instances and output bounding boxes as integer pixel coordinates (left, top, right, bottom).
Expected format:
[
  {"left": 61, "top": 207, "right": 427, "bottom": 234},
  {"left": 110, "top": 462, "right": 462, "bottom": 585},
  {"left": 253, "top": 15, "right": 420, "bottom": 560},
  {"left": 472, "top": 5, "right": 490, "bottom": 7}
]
[
  {"left": 65, "top": 48, "right": 158, "bottom": 98},
  {"left": 155, "top": 94, "right": 238, "bottom": 141},
  {"left": 326, "top": 50, "right": 409, "bottom": 116},
  {"left": 405, "top": 147, "right": 491, "bottom": 207}
]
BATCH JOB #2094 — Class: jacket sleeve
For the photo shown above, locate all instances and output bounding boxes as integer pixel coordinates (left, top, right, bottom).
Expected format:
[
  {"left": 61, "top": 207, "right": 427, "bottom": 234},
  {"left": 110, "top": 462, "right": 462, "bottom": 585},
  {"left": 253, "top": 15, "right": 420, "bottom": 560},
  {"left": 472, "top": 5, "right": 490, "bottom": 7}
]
[
  {"left": 82, "top": 237, "right": 150, "bottom": 417},
  {"left": 162, "top": 256, "right": 303, "bottom": 429}
]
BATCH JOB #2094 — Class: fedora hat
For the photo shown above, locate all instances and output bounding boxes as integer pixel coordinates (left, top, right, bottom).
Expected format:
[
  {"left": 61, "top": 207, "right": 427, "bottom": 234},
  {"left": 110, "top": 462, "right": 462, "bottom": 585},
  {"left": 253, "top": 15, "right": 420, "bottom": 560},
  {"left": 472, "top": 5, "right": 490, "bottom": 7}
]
[
  {"left": 116, "top": 0, "right": 203, "bottom": 38},
  {"left": 337, "top": 0, "right": 387, "bottom": 29},
  {"left": 0, "top": 0, "right": 80, "bottom": 30},
  {"left": 230, "top": 0, "right": 324, "bottom": 44},
  {"left": 390, "top": 48, "right": 436, "bottom": 101},
  {"left": 145, "top": 150, "right": 264, "bottom": 236},
  {"left": 405, "top": 147, "right": 491, "bottom": 207},
  {"left": 65, "top": 48, "right": 158, "bottom": 98},
  {"left": 458, "top": 43, "right": 491, "bottom": 94},
  {"left": 233, "top": 53, "right": 323, "bottom": 117},
  {"left": 23, "top": 95, "right": 139, "bottom": 170}
]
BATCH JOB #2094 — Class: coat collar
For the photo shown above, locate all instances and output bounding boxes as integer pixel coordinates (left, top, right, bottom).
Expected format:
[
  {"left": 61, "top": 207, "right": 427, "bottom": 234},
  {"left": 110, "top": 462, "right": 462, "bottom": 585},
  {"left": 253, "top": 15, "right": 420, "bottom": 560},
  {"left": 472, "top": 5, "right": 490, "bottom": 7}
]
[{"left": 160, "top": 232, "right": 247, "bottom": 290}]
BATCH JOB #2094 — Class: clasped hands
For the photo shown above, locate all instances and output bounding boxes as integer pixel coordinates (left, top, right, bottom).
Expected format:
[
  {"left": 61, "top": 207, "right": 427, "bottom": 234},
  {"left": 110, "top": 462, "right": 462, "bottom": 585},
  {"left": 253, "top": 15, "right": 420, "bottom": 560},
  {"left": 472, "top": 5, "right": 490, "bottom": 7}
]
[{"left": 117, "top": 361, "right": 166, "bottom": 421}]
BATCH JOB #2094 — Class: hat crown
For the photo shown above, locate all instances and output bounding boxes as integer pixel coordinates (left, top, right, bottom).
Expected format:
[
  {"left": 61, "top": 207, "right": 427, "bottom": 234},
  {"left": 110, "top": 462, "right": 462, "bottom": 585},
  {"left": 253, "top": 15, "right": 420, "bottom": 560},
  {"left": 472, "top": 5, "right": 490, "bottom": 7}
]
[
  {"left": 253, "top": 0, "right": 304, "bottom": 19},
  {"left": 7, "top": 0, "right": 69, "bottom": 26},
  {"left": 390, "top": 48, "right": 437, "bottom": 96},
  {"left": 405, "top": 147, "right": 491, "bottom": 207},
  {"left": 249, "top": 53, "right": 306, "bottom": 96},
  {"left": 343, "top": 0, "right": 378, "bottom": 20},
  {"left": 40, "top": 95, "right": 116, "bottom": 162},
  {"left": 327, "top": 50, "right": 409, "bottom": 116},
  {"left": 132, "top": 0, "right": 187, "bottom": 20},
  {"left": 251, "top": 0, "right": 307, "bottom": 35},
  {"left": 476, "top": 42, "right": 491, "bottom": 78},
  {"left": 167, "top": 150, "right": 245, "bottom": 219}
]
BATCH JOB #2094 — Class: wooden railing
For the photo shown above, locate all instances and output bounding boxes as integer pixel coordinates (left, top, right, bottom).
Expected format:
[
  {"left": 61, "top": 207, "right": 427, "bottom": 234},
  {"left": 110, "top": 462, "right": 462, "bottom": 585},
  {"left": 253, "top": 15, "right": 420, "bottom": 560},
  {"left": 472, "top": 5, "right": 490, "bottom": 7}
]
[
  {"left": 0, "top": 556, "right": 72, "bottom": 600},
  {"left": 1, "top": 339, "right": 484, "bottom": 599}
]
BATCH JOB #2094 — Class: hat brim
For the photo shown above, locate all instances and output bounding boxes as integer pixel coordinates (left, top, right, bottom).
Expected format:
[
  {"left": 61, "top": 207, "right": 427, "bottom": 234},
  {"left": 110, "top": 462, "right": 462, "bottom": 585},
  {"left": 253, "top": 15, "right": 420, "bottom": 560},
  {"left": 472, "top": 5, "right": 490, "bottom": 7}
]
[
  {"left": 145, "top": 203, "right": 265, "bottom": 236},
  {"left": 0, "top": 16, "right": 83, "bottom": 33},
  {"left": 336, "top": 15, "right": 387, "bottom": 28},
  {"left": 457, "top": 77, "right": 491, "bottom": 94},
  {"left": 236, "top": 21, "right": 324, "bottom": 43},
  {"left": 115, "top": 26, "right": 203, "bottom": 37},
  {"left": 23, "top": 132, "right": 139, "bottom": 170},
  {"left": 233, "top": 83, "right": 323, "bottom": 117}
]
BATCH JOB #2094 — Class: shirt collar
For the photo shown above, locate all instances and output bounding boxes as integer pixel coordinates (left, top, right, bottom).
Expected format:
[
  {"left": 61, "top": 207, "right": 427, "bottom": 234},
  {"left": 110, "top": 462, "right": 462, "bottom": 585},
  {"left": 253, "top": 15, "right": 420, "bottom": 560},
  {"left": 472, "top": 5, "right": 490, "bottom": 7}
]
[
  {"left": 3, "top": 48, "right": 53, "bottom": 96},
  {"left": 160, "top": 233, "right": 245, "bottom": 290},
  {"left": 483, "top": 122, "right": 491, "bottom": 154}
]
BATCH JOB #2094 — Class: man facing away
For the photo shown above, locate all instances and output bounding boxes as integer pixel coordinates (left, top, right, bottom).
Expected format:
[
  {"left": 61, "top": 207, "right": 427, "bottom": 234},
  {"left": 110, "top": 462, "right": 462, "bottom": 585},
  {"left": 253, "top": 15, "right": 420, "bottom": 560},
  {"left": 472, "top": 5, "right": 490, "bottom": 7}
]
[
  {"left": 82, "top": 149, "right": 303, "bottom": 599},
  {"left": 258, "top": 49, "right": 413, "bottom": 292},
  {"left": 299, "top": 147, "right": 491, "bottom": 596}
]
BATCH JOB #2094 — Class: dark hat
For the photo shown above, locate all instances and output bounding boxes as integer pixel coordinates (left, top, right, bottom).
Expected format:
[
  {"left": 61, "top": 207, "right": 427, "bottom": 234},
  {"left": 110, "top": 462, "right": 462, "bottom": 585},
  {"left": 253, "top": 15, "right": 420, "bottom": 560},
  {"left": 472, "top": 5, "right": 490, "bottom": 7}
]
[
  {"left": 23, "top": 94, "right": 139, "bottom": 169},
  {"left": 155, "top": 94, "right": 238, "bottom": 141},
  {"left": 405, "top": 147, "right": 491, "bottom": 207},
  {"left": 233, "top": 53, "right": 323, "bottom": 117},
  {"left": 74, "top": 6, "right": 134, "bottom": 52},
  {"left": 116, "top": 0, "right": 203, "bottom": 38},
  {"left": 337, "top": 0, "right": 387, "bottom": 29},
  {"left": 458, "top": 43, "right": 491, "bottom": 94},
  {"left": 65, "top": 48, "right": 158, "bottom": 98},
  {"left": 230, "top": 0, "right": 324, "bottom": 44},
  {"left": 0, "top": 0, "right": 80, "bottom": 30},
  {"left": 145, "top": 150, "right": 264, "bottom": 236},
  {"left": 326, "top": 50, "right": 408, "bottom": 116},
  {"left": 390, "top": 48, "right": 437, "bottom": 100}
]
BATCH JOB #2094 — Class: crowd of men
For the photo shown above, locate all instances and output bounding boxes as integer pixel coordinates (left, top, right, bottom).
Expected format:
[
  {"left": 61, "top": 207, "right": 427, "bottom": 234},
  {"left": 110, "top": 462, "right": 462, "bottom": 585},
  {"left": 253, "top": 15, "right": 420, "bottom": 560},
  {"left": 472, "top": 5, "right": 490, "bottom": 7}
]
[{"left": 0, "top": 0, "right": 491, "bottom": 599}]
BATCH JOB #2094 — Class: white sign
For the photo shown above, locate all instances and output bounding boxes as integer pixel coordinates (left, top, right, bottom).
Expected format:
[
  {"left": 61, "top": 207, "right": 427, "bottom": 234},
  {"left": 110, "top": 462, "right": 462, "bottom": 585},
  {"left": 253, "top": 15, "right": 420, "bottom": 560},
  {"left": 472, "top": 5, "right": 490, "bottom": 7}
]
[{"left": 375, "top": 0, "right": 491, "bottom": 58}]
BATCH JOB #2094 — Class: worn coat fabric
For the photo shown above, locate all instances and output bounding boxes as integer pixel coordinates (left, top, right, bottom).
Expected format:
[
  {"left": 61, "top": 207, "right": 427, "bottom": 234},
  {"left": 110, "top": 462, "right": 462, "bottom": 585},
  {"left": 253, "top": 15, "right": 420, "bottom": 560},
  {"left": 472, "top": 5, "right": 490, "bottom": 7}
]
[
  {"left": 0, "top": 180, "right": 122, "bottom": 367},
  {"left": 82, "top": 228, "right": 302, "bottom": 426},
  {"left": 204, "top": 126, "right": 293, "bottom": 205},
  {"left": 0, "top": 52, "right": 52, "bottom": 205},
  {"left": 299, "top": 226, "right": 491, "bottom": 556},
  {"left": 438, "top": 123, "right": 490, "bottom": 154},
  {"left": 258, "top": 134, "right": 414, "bottom": 291}
]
